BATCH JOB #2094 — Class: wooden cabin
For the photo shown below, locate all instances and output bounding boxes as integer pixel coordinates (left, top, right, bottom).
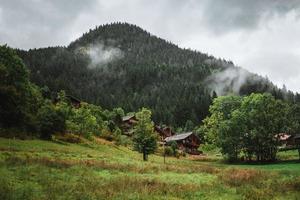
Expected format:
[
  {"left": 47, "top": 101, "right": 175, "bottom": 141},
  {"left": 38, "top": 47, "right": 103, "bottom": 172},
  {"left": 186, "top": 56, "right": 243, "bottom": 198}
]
[
  {"left": 66, "top": 95, "right": 81, "bottom": 108},
  {"left": 54, "top": 94, "right": 81, "bottom": 108},
  {"left": 121, "top": 115, "right": 138, "bottom": 136},
  {"left": 165, "top": 132, "right": 201, "bottom": 155},
  {"left": 277, "top": 133, "right": 300, "bottom": 149},
  {"left": 277, "top": 133, "right": 293, "bottom": 147},
  {"left": 294, "top": 134, "right": 300, "bottom": 146},
  {"left": 154, "top": 126, "right": 175, "bottom": 140}
]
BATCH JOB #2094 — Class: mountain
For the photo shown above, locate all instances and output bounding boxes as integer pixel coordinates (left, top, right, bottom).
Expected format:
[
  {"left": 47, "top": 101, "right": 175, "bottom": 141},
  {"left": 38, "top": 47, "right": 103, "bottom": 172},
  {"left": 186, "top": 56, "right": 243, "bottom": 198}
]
[{"left": 16, "top": 22, "right": 297, "bottom": 128}]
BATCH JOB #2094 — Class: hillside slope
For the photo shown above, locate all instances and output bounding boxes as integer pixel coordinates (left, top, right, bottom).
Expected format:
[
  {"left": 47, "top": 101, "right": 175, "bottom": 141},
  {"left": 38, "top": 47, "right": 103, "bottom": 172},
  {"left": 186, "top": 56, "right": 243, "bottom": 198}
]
[
  {"left": 0, "top": 138, "right": 300, "bottom": 199},
  {"left": 16, "top": 22, "right": 290, "bottom": 127}
]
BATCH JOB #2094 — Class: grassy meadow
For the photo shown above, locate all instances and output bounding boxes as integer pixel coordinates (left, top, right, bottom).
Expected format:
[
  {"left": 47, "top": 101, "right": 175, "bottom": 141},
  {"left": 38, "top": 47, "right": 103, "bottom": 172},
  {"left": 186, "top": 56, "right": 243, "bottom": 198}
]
[{"left": 0, "top": 137, "right": 300, "bottom": 200}]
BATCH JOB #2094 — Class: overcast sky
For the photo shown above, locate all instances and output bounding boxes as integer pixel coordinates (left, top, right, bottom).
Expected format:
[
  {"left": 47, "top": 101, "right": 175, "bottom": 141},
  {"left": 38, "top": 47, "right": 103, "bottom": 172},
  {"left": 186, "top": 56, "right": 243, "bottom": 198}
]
[{"left": 1, "top": 0, "right": 300, "bottom": 92}]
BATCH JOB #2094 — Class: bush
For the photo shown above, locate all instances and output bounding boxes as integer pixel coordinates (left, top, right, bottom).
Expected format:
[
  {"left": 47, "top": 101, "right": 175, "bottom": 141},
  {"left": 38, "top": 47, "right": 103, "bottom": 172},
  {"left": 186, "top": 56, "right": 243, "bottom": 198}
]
[
  {"left": 37, "top": 103, "right": 66, "bottom": 140},
  {"left": 100, "top": 129, "right": 114, "bottom": 141},
  {"left": 200, "top": 143, "right": 218, "bottom": 152},
  {"left": 115, "top": 135, "right": 132, "bottom": 146},
  {"left": 164, "top": 146, "right": 174, "bottom": 156},
  {"left": 66, "top": 103, "right": 101, "bottom": 138}
]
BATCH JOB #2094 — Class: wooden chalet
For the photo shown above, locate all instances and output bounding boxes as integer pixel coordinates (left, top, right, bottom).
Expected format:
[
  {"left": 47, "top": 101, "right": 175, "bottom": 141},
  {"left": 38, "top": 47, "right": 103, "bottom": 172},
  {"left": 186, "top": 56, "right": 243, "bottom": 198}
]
[
  {"left": 277, "top": 133, "right": 300, "bottom": 147},
  {"left": 121, "top": 115, "right": 138, "bottom": 136},
  {"left": 66, "top": 95, "right": 81, "bottom": 108},
  {"left": 164, "top": 132, "right": 201, "bottom": 155},
  {"left": 294, "top": 134, "right": 300, "bottom": 145},
  {"left": 154, "top": 125, "right": 176, "bottom": 140},
  {"left": 54, "top": 94, "right": 81, "bottom": 108}
]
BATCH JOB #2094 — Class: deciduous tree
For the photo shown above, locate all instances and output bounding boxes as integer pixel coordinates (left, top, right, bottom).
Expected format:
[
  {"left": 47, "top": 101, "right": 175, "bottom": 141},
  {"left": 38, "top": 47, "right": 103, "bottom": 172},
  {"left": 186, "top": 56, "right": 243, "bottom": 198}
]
[{"left": 133, "top": 108, "right": 157, "bottom": 161}]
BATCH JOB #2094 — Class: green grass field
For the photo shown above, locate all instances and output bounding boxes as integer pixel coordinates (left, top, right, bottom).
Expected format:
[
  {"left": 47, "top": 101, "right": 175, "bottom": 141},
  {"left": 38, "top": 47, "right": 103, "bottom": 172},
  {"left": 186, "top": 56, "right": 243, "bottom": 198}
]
[{"left": 0, "top": 138, "right": 299, "bottom": 200}]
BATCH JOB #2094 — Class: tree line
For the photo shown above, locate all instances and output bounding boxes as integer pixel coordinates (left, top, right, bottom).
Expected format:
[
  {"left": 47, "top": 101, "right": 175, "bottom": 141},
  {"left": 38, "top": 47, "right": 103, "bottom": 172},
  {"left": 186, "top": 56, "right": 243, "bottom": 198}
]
[
  {"left": 198, "top": 94, "right": 300, "bottom": 162},
  {"left": 16, "top": 22, "right": 299, "bottom": 130},
  {"left": 0, "top": 44, "right": 158, "bottom": 161},
  {"left": 2, "top": 44, "right": 300, "bottom": 162}
]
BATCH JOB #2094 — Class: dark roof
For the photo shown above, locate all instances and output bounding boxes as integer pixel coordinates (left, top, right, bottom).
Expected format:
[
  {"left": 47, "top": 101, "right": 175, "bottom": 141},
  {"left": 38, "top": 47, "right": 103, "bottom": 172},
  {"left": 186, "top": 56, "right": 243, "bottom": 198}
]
[
  {"left": 276, "top": 133, "right": 292, "bottom": 141},
  {"left": 122, "top": 115, "right": 135, "bottom": 121},
  {"left": 165, "top": 132, "right": 193, "bottom": 142},
  {"left": 66, "top": 95, "right": 81, "bottom": 103},
  {"left": 294, "top": 134, "right": 300, "bottom": 139}
]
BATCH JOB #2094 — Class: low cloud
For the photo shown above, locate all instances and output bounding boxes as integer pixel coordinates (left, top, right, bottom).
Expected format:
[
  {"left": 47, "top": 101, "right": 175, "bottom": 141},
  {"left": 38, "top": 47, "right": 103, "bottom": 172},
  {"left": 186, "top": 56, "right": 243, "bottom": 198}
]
[
  {"left": 1, "top": 0, "right": 300, "bottom": 92},
  {"left": 78, "top": 43, "right": 124, "bottom": 69},
  {"left": 205, "top": 65, "right": 251, "bottom": 96}
]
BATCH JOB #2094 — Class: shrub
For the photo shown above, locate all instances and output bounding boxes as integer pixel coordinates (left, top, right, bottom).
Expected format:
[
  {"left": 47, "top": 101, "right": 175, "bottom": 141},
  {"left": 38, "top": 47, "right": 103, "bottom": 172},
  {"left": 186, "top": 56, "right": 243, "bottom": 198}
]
[
  {"left": 100, "top": 129, "right": 114, "bottom": 141},
  {"left": 115, "top": 135, "right": 132, "bottom": 146},
  {"left": 37, "top": 102, "right": 66, "bottom": 140},
  {"left": 164, "top": 146, "right": 174, "bottom": 156},
  {"left": 200, "top": 143, "right": 218, "bottom": 152},
  {"left": 66, "top": 103, "right": 101, "bottom": 138}
]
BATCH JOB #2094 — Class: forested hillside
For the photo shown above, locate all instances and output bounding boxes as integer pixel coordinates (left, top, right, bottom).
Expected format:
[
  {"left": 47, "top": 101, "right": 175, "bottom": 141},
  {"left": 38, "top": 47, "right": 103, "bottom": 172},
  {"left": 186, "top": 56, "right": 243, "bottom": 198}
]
[{"left": 16, "top": 22, "right": 298, "bottom": 128}]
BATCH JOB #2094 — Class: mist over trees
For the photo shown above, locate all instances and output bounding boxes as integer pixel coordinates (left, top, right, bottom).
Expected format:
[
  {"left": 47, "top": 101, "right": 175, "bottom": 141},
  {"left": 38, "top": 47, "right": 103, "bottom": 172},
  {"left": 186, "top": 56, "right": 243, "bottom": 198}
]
[
  {"left": 2, "top": 22, "right": 300, "bottom": 162},
  {"left": 0, "top": 45, "right": 126, "bottom": 142},
  {"left": 16, "top": 22, "right": 300, "bottom": 128}
]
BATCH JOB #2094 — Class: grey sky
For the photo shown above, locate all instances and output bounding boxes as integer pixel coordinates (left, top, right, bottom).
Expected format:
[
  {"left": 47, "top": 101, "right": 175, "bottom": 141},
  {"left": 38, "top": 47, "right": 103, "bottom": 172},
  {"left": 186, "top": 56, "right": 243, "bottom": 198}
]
[{"left": 1, "top": 0, "right": 300, "bottom": 92}]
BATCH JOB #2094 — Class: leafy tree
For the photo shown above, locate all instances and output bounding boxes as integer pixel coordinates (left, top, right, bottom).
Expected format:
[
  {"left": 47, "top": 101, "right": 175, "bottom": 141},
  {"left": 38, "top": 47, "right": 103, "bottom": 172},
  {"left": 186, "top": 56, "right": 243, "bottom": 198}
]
[
  {"left": 66, "top": 103, "right": 100, "bottom": 139},
  {"left": 201, "top": 93, "right": 289, "bottom": 162},
  {"left": 287, "top": 103, "right": 300, "bottom": 160},
  {"left": 238, "top": 93, "right": 289, "bottom": 161},
  {"left": 0, "top": 45, "right": 43, "bottom": 132},
  {"left": 37, "top": 101, "right": 66, "bottom": 139},
  {"left": 201, "top": 95, "right": 242, "bottom": 145},
  {"left": 287, "top": 103, "right": 300, "bottom": 135},
  {"left": 168, "top": 141, "right": 178, "bottom": 157},
  {"left": 132, "top": 108, "right": 157, "bottom": 161},
  {"left": 0, "top": 45, "right": 31, "bottom": 128}
]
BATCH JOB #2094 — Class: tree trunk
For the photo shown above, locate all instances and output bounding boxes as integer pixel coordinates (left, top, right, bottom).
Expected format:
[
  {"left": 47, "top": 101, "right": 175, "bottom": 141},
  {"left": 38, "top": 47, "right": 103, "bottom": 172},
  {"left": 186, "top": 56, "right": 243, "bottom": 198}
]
[{"left": 143, "top": 149, "right": 148, "bottom": 161}]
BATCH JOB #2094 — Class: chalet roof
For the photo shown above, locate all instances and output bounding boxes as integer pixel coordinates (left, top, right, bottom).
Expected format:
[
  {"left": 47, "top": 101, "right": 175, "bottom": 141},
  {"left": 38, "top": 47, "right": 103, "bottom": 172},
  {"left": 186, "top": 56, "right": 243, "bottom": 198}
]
[
  {"left": 122, "top": 115, "right": 135, "bottom": 121},
  {"left": 276, "top": 133, "right": 292, "bottom": 141},
  {"left": 165, "top": 132, "right": 193, "bottom": 142},
  {"left": 294, "top": 134, "right": 300, "bottom": 139},
  {"left": 66, "top": 95, "right": 81, "bottom": 103}
]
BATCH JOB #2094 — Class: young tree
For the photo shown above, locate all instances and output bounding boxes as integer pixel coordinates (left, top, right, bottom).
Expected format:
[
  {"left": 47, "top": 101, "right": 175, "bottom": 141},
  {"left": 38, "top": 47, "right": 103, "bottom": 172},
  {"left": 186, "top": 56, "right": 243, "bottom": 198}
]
[
  {"left": 132, "top": 108, "right": 157, "bottom": 161},
  {"left": 66, "top": 103, "right": 100, "bottom": 139},
  {"left": 201, "top": 95, "right": 242, "bottom": 146},
  {"left": 37, "top": 101, "right": 66, "bottom": 140}
]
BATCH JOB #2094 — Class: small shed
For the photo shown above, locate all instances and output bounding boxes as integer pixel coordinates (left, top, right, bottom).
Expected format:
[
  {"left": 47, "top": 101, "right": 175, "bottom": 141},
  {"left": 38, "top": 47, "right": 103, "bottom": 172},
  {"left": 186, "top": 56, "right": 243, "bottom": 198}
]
[
  {"left": 66, "top": 95, "right": 81, "bottom": 108},
  {"left": 121, "top": 115, "right": 138, "bottom": 136},
  {"left": 165, "top": 132, "right": 201, "bottom": 155},
  {"left": 54, "top": 94, "right": 81, "bottom": 108}
]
